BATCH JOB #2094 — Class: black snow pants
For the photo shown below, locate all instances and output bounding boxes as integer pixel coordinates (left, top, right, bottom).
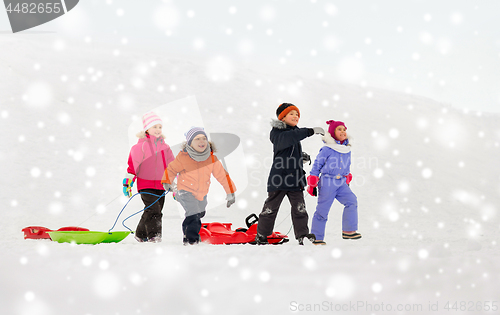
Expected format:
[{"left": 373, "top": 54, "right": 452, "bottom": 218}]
[
  {"left": 136, "top": 189, "right": 165, "bottom": 239},
  {"left": 256, "top": 190, "right": 309, "bottom": 239}
]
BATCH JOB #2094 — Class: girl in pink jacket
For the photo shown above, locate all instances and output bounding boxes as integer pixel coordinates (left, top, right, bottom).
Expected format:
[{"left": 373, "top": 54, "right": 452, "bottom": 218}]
[{"left": 124, "top": 112, "right": 175, "bottom": 243}]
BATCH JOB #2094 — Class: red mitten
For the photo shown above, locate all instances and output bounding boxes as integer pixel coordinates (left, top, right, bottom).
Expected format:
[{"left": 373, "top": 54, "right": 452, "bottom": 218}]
[
  {"left": 306, "top": 175, "right": 319, "bottom": 197},
  {"left": 345, "top": 173, "right": 353, "bottom": 185}
]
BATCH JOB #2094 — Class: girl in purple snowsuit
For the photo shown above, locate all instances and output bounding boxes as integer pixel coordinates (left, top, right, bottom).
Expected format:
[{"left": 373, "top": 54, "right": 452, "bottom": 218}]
[{"left": 306, "top": 120, "right": 361, "bottom": 245}]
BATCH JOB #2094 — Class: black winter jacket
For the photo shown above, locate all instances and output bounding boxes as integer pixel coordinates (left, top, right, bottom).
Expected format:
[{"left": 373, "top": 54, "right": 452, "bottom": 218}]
[{"left": 267, "top": 120, "right": 314, "bottom": 192}]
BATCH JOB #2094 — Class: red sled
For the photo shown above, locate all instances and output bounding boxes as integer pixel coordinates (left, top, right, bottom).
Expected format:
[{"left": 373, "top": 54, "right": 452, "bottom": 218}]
[
  {"left": 199, "top": 214, "right": 289, "bottom": 245},
  {"left": 22, "top": 226, "right": 90, "bottom": 240}
]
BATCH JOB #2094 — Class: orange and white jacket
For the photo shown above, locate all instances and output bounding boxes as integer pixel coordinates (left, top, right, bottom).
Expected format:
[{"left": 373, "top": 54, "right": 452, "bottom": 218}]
[{"left": 162, "top": 149, "right": 236, "bottom": 201}]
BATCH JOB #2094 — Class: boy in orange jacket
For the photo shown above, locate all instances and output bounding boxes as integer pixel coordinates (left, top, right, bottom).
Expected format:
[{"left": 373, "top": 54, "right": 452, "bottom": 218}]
[{"left": 162, "top": 127, "right": 236, "bottom": 245}]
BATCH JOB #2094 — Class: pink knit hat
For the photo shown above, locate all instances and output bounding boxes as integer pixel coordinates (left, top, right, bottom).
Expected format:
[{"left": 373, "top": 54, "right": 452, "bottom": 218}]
[
  {"left": 142, "top": 112, "right": 163, "bottom": 132},
  {"left": 326, "top": 120, "right": 347, "bottom": 140}
]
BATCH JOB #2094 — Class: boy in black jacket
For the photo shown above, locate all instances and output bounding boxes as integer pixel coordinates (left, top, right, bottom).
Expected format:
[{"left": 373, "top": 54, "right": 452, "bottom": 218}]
[{"left": 256, "top": 103, "right": 324, "bottom": 245}]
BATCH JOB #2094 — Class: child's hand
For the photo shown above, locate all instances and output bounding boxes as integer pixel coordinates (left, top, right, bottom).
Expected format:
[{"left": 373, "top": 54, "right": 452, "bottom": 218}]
[
  {"left": 307, "top": 186, "right": 317, "bottom": 197},
  {"left": 345, "top": 173, "right": 353, "bottom": 186},
  {"left": 123, "top": 178, "right": 135, "bottom": 198},
  {"left": 312, "top": 127, "right": 325, "bottom": 135},
  {"left": 163, "top": 183, "right": 177, "bottom": 193},
  {"left": 226, "top": 193, "right": 236, "bottom": 208},
  {"left": 306, "top": 175, "right": 319, "bottom": 197}
]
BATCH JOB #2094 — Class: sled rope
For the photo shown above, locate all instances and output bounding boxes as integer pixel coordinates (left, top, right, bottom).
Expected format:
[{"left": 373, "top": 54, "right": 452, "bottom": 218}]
[
  {"left": 108, "top": 190, "right": 169, "bottom": 233},
  {"left": 120, "top": 190, "right": 169, "bottom": 232}
]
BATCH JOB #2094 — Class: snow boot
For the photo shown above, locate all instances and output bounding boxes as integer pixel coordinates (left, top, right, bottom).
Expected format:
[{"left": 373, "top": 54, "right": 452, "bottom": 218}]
[
  {"left": 148, "top": 235, "right": 162, "bottom": 243},
  {"left": 342, "top": 232, "right": 362, "bottom": 240},
  {"left": 297, "top": 233, "right": 316, "bottom": 245},
  {"left": 183, "top": 235, "right": 200, "bottom": 245},
  {"left": 312, "top": 240, "right": 326, "bottom": 245},
  {"left": 134, "top": 235, "right": 148, "bottom": 243},
  {"left": 255, "top": 233, "right": 269, "bottom": 245}
]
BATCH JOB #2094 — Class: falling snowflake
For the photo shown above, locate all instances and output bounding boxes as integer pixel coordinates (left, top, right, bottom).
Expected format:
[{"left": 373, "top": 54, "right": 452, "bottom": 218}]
[
  {"left": 93, "top": 272, "right": 120, "bottom": 299},
  {"left": 259, "top": 271, "right": 271, "bottom": 282},
  {"left": 372, "top": 282, "right": 383, "bottom": 293},
  {"left": 389, "top": 128, "right": 399, "bottom": 139},
  {"left": 206, "top": 56, "right": 234, "bottom": 81},
  {"left": 418, "top": 249, "right": 429, "bottom": 259},
  {"left": 373, "top": 168, "right": 384, "bottom": 178},
  {"left": 30, "top": 167, "right": 41, "bottom": 178},
  {"left": 421, "top": 168, "right": 433, "bottom": 179},
  {"left": 331, "top": 248, "right": 342, "bottom": 259},
  {"left": 58, "top": 112, "right": 72, "bottom": 125},
  {"left": 303, "top": 257, "right": 317, "bottom": 271},
  {"left": 24, "top": 82, "right": 53, "bottom": 108},
  {"left": 82, "top": 256, "right": 93, "bottom": 267},
  {"left": 237, "top": 199, "right": 248, "bottom": 209},
  {"left": 325, "top": 274, "right": 355, "bottom": 300},
  {"left": 325, "top": 3, "right": 338, "bottom": 16},
  {"left": 337, "top": 57, "right": 365, "bottom": 82},
  {"left": 153, "top": 3, "right": 180, "bottom": 31},
  {"left": 227, "top": 257, "right": 239, "bottom": 267},
  {"left": 450, "top": 12, "right": 463, "bottom": 25},
  {"left": 260, "top": 5, "right": 276, "bottom": 21},
  {"left": 48, "top": 201, "right": 63, "bottom": 215}
]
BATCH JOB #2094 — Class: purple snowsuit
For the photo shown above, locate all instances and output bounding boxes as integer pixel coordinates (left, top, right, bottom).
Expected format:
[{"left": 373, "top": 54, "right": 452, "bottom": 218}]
[{"left": 310, "top": 136, "right": 358, "bottom": 240}]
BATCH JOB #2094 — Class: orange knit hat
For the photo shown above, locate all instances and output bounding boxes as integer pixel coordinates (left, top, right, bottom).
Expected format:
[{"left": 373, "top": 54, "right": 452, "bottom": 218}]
[{"left": 276, "top": 103, "right": 300, "bottom": 120}]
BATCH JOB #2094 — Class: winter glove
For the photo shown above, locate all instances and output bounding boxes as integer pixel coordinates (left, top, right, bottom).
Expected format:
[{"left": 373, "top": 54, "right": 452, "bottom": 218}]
[
  {"left": 312, "top": 127, "right": 325, "bottom": 135},
  {"left": 226, "top": 193, "right": 236, "bottom": 208},
  {"left": 163, "top": 182, "right": 177, "bottom": 193},
  {"left": 163, "top": 182, "right": 178, "bottom": 200},
  {"left": 345, "top": 173, "right": 353, "bottom": 186},
  {"left": 162, "top": 182, "right": 172, "bottom": 192},
  {"left": 123, "top": 177, "right": 135, "bottom": 198},
  {"left": 302, "top": 152, "right": 311, "bottom": 165},
  {"left": 306, "top": 175, "right": 319, "bottom": 197}
]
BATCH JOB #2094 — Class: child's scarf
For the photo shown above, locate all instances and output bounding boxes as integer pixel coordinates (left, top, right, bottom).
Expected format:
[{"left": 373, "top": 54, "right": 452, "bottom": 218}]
[
  {"left": 322, "top": 132, "right": 351, "bottom": 154},
  {"left": 186, "top": 145, "right": 211, "bottom": 162}
]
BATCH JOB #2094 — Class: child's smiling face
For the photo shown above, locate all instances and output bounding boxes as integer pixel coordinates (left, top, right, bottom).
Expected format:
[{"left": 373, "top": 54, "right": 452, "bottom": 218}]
[
  {"left": 146, "top": 124, "right": 162, "bottom": 138},
  {"left": 334, "top": 125, "right": 347, "bottom": 142},
  {"left": 282, "top": 110, "right": 299, "bottom": 127},
  {"left": 191, "top": 134, "right": 208, "bottom": 152}
]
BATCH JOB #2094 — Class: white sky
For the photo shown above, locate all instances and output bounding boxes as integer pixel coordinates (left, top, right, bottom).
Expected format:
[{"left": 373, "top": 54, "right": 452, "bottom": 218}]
[{"left": 1, "top": 0, "right": 500, "bottom": 113}]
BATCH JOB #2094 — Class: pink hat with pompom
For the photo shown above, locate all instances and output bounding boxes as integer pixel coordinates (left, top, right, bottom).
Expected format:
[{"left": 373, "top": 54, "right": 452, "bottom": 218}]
[{"left": 326, "top": 120, "right": 347, "bottom": 141}]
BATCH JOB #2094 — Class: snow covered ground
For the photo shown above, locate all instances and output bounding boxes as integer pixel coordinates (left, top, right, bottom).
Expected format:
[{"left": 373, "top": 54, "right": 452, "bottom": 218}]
[{"left": 2, "top": 19, "right": 500, "bottom": 315}]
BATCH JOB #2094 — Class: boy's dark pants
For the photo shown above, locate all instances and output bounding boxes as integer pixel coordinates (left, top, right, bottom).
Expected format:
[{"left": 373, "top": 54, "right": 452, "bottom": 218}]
[
  {"left": 177, "top": 190, "right": 207, "bottom": 244},
  {"left": 136, "top": 189, "right": 165, "bottom": 239},
  {"left": 257, "top": 190, "right": 309, "bottom": 239},
  {"left": 182, "top": 211, "right": 206, "bottom": 244}
]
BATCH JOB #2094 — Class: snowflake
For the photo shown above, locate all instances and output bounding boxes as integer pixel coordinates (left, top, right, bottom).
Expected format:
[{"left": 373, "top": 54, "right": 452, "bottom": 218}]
[
  {"left": 30, "top": 167, "right": 41, "bottom": 178},
  {"left": 372, "top": 282, "right": 383, "bottom": 293},
  {"left": 421, "top": 168, "right": 433, "bottom": 179},
  {"left": 24, "top": 82, "right": 53, "bottom": 108}
]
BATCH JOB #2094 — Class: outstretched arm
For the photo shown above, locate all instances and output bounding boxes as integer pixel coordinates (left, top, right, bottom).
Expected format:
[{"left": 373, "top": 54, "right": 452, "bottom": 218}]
[{"left": 271, "top": 127, "right": 314, "bottom": 151}]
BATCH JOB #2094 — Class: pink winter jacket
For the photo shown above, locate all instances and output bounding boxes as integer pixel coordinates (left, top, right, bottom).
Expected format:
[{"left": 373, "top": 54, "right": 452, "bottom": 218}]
[{"left": 127, "top": 133, "right": 175, "bottom": 191}]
